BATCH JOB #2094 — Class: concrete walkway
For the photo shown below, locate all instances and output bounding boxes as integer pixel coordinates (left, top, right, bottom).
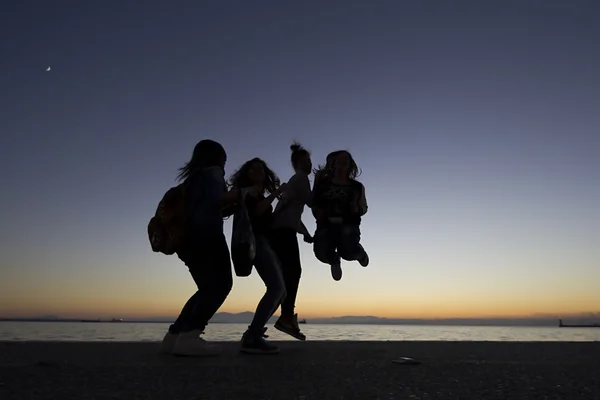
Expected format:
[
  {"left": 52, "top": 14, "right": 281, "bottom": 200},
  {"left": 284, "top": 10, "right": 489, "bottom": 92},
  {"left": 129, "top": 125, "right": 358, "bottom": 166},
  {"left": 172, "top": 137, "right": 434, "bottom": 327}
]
[{"left": 1, "top": 341, "right": 599, "bottom": 399}]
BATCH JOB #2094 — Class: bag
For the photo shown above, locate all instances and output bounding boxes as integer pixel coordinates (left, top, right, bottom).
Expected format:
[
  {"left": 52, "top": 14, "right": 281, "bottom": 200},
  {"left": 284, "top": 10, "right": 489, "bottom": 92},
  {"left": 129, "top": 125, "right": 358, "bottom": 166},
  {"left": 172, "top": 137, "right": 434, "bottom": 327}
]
[
  {"left": 147, "top": 184, "right": 188, "bottom": 255},
  {"left": 231, "top": 191, "right": 256, "bottom": 277}
]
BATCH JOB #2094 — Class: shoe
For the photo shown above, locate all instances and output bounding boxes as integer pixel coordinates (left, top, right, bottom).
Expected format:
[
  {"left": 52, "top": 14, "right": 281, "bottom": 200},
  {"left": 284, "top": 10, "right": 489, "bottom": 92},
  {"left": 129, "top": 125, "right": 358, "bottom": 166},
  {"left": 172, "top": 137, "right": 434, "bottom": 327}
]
[
  {"left": 159, "top": 332, "right": 178, "bottom": 354},
  {"left": 330, "top": 260, "right": 342, "bottom": 281},
  {"left": 241, "top": 327, "right": 269, "bottom": 342},
  {"left": 172, "top": 330, "right": 221, "bottom": 357},
  {"left": 240, "top": 331, "right": 279, "bottom": 355},
  {"left": 358, "top": 251, "right": 369, "bottom": 267},
  {"left": 274, "top": 314, "right": 306, "bottom": 341}
]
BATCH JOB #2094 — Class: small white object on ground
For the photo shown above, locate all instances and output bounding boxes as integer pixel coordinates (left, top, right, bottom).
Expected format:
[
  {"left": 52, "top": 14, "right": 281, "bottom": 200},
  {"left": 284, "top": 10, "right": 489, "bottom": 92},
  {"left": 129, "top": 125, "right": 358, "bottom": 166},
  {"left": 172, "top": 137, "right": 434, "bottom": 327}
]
[{"left": 392, "top": 357, "right": 420, "bottom": 365}]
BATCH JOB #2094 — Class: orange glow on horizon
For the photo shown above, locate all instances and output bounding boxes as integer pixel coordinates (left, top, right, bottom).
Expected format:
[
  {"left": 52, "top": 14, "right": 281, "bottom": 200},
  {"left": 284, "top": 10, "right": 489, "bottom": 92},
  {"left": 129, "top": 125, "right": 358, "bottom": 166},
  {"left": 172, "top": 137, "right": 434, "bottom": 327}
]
[{"left": 2, "top": 302, "right": 598, "bottom": 321}]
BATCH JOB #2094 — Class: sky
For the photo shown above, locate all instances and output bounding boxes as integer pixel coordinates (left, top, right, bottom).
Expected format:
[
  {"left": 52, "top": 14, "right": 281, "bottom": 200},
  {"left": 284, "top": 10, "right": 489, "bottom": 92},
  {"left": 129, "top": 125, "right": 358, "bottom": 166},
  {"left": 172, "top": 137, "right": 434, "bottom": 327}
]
[{"left": 1, "top": 0, "right": 599, "bottom": 320}]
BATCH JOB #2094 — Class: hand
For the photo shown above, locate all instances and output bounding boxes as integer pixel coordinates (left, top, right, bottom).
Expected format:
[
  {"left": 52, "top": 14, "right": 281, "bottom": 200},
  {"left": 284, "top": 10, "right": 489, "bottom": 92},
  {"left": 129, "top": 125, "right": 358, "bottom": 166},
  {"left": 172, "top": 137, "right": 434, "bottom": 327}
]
[
  {"left": 276, "top": 182, "right": 287, "bottom": 196},
  {"left": 303, "top": 234, "right": 314, "bottom": 244}
]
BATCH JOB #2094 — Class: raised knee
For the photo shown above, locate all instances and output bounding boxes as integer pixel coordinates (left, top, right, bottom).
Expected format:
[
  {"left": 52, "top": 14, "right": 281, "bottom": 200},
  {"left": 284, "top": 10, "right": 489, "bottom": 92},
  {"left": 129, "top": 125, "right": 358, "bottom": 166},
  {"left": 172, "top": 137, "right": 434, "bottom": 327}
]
[
  {"left": 314, "top": 252, "right": 327, "bottom": 264},
  {"left": 313, "top": 245, "right": 329, "bottom": 264},
  {"left": 338, "top": 245, "right": 358, "bottom": 261}
]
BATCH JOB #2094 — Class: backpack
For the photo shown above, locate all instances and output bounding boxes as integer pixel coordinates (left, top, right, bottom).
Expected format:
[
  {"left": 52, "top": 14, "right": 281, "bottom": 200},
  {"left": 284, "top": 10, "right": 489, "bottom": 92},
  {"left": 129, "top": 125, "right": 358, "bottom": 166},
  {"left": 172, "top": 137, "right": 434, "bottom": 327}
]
[
  {"left": 230, "top": 191, "right": 256, "bottom": 277},
  {"left": 147, "top": 184, "right": 188, "bottom": 255}
]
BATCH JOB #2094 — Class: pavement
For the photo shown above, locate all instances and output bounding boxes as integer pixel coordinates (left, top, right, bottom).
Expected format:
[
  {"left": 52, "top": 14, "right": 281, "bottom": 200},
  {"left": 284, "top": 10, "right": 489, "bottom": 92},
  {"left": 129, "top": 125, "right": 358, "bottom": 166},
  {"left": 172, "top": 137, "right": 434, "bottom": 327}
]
[{"left": 1, "top": 341, "right": 599, "bottom": 399}]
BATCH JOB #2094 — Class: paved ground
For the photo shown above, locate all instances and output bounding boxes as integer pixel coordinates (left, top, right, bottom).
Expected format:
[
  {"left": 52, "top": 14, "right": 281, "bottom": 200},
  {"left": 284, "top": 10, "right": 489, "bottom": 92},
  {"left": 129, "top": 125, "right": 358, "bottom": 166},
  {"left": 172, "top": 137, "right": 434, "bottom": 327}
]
[{"left": 1, "top": 341, "right": 599, "bottom": 399}]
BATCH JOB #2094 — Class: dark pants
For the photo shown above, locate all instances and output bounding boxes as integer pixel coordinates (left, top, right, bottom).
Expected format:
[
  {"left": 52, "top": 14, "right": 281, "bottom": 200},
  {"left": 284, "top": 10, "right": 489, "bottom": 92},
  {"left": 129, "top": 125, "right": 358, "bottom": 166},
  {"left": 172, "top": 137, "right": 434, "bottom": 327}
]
[
  {"left": 169, "top": 233, "right": 233, "bottom": 334},
  {"left": 248, "top": 235, "right": 286, "bottom": 335},
  {"left": 313, "top": 223, "right": 364, "bottom": 265},
  {"left": 270, "top": 228, "right": 302, "bottom": 317}
]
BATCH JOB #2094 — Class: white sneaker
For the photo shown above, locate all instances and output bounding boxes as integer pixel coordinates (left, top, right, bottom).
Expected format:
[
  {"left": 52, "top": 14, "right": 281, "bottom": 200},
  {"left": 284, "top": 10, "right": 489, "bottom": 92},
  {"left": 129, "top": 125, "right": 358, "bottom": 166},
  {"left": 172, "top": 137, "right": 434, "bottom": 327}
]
[
  {"left": 159, "top": 332, "right": 178, "bottom": 354},
  {"left": 172, "top": 330, "right": 221, "bottom": 357},
  {"left": 358, "top": 251, "right": 369, "bottom": 267},
  {"left": 330, "top": 261, "right": 342, "bottom": 281}
]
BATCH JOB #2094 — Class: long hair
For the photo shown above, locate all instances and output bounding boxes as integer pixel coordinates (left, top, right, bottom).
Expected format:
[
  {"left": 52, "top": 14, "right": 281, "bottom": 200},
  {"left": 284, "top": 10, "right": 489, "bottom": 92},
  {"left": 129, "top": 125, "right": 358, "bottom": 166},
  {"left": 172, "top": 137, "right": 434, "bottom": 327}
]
[
  {"left": 177, "top": 139, "right": 226, "bottom": 182},
  {"left": 313, "top": 150, "right": 361, "bottom": 182},
  {"left": 228, "top": 157, "right": 281, "bottom": 195},
  {"left": 290, "top": 141, "right": 310, "bottom": 168}
]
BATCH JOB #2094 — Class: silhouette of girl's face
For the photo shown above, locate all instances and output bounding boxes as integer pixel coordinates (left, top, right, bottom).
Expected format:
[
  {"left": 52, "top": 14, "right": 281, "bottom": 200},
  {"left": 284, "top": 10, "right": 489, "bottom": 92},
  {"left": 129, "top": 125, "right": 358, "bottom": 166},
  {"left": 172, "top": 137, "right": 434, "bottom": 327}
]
[
  {"left": 218, "top": 154, "right": 227, "bottom": 170},
  {"left": 248, "top": 161, "right": 265, "bottom": 186},
  {"left": 333, "top": 152, "right": 350, "bottom": 175},
  {"left": 296, "top": 153, "right": 313, "bottom": 175}
]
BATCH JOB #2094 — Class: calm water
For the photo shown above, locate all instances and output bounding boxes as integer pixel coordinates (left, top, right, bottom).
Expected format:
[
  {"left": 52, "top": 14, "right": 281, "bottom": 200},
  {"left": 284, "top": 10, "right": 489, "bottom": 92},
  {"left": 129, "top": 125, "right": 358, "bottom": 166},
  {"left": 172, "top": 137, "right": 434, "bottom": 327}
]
[{"left": 1, "top": 322, "right": 599, "bottom": 342}]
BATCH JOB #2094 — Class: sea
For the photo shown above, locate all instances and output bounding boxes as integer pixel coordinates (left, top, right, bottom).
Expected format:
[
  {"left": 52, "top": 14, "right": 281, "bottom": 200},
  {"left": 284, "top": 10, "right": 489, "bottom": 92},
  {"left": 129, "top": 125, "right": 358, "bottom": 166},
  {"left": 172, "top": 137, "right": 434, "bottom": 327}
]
[{"left": 1, "top": 321, "right": 599, "bottom": 342}]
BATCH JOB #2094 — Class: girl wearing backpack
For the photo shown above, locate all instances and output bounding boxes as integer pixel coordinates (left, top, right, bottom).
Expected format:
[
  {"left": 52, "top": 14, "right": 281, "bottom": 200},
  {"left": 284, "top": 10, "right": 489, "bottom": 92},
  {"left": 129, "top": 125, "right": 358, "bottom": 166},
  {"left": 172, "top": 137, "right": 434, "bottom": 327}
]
[
  {"left": 229, "top": 158, "right": 287, "bottom": 354},
  {"left": 311, "top": 150, "right": 369, "bottom": 281},
  {"left": 160, "top": 139, "right": 257, "bottom": 357}
]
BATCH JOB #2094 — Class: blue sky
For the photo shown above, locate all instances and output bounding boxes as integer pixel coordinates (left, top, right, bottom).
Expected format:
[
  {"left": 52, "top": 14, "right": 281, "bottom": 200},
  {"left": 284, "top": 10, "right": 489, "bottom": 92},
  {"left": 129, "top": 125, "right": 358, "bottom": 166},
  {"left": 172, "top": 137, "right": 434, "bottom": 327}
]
[{"left": 1, "top": 0, "right": 599, "bottom": 319}]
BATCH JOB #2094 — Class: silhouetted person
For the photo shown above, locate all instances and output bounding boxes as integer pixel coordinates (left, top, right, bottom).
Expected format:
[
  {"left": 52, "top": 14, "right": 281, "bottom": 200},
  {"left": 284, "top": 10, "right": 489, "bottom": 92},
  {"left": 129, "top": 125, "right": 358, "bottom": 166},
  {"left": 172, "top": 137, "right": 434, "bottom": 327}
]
[
  {"left": 270, "top": 142, "right": 313, "bottom": 341},
  {"left": 311, "top": 150, "right": 369, "bottom": 281},
  {"left": 160, "top": 140, "right": 242, "bottom": 356},
  {"left": 229, "top": 158, "right": 287, "bottom": 354}
]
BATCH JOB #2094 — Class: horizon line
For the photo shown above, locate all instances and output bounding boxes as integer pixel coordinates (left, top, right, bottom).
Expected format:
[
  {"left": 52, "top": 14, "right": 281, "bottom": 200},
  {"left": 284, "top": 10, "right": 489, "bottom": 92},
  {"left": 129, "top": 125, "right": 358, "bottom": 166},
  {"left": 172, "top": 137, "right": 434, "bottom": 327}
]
[{"left": 2, "top": 311, "right": 599, "bottom": 321}]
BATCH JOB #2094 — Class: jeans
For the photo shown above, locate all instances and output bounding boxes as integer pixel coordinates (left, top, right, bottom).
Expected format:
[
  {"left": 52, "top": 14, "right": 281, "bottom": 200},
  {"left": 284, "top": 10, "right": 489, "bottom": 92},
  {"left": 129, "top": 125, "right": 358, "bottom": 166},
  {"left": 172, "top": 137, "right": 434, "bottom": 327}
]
[
  {"left": 248, "top": 235, "right": 287, "bottom": 335},
  {"left": 313, "top": 223, "right": 365, "bottom": 265},
  {"left": 169, "top": 233, "right": 233, "bottom": 334},
  {"left": 269, "top": 228, "right": 302, "bottom": 317}
]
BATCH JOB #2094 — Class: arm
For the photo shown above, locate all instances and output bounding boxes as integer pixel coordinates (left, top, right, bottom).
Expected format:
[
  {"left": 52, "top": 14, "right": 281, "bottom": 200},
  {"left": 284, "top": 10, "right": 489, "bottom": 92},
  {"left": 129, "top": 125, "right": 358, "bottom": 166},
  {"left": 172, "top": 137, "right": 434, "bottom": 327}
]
[
  {"left": 358, "top": 183, "right": 368, "bottom": 216},
  {"left": 297, "top": 220, "right": 311, "bottom": 236},
  {"left": 253, "top": 192, "right": 279, "bottom": 216},
  {"left": 219, "top": 188, "right": 240, "bottom": 207},
  {"left": 247, "top": 186, "right": 283, "bottom": 217},
  {"left": 221, "top": 203, "right": 237, "bottom": 218},
  {"left": 276, "top": 174, "right": 310, "bottom": 208},
  {"left": 310, "top": 180, "right": 327, "bottom": 219},
  {"left": 200, "top": 166, "right": 240, "bottom": 207},
  {"left": 277, "top": 176, "right": 297, "bottom": 206}
]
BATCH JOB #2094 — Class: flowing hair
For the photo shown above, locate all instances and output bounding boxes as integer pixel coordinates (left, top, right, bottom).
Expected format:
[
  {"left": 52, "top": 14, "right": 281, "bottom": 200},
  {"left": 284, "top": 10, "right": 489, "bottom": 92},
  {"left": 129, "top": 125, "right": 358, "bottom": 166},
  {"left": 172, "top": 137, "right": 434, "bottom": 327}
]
[
  {"left": 177, "top": 139, "right": 227, "bottom": 182},
  {"left": 228, "top": 157, "right": 281, "bottom": 195},
  {"left": 313, "top": 150, "right": 361, "bottom": 182}
]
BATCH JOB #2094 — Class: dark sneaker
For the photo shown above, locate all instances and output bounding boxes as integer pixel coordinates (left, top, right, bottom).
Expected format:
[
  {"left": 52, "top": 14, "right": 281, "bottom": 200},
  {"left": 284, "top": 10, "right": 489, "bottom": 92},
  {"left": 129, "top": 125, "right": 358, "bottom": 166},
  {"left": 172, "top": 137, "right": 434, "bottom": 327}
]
[
  {"left": 275, "top": 314, "right": 306, "bottom": 341},
  {"left": 241, "top": 327, "right": 268, "bottom": 342},
  {"left": 330, "top": 260, "right": 342, "bottom": 280},
  {"left": 240, "top": 331, "right": 279, "bottom": 355},
  {"left": 358, "top": 251, "right": 369, "bottom": 267}
]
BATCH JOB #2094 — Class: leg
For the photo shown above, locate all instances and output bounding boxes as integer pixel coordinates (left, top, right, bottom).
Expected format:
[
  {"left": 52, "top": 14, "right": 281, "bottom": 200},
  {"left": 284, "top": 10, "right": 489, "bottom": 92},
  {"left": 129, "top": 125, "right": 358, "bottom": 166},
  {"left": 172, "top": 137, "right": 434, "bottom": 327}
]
[
  {"left": 242, "top": 236, "right": 286, "bottom": 354},
  {"left": 271, "top": 228, "right": 306, "bottom": 340},
  {"left": 313, "top": 225, "right": 340, "bottom": 265},
  {"left": 181, "top": 234, "right": 233, "bottom": 332},
  {"left": 337, "top": 224, "right": 369, "bottom": 266},
  {"left": 314, "top": 224, "right": 343, "bottom": 281},
  {"left": 249, "top": 236, "right": 287, "bottom": 332},
  {"left": 270, "top": 229, "right": 302, "bottom": 317},
  {"left": 171, "top": 234, "right": 233, "bottom": 356}
]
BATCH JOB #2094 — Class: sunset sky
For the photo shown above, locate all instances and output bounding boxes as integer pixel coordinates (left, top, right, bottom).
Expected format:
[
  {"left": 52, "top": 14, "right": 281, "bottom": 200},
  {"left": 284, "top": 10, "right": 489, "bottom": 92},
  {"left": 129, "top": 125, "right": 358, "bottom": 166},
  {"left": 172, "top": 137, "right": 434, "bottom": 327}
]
[{"left": 1, "top": 1, "right": 599, "bottom": 320}]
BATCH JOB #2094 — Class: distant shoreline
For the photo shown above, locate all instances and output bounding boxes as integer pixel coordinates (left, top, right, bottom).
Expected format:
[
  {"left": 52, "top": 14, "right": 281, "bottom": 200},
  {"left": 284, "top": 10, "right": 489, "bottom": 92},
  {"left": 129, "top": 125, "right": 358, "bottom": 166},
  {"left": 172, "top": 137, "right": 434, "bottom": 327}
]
[
  {"left": 3, "top": 312, "right": 599, "bottom": 327},
  {"left": 0, "top": 318, "right": 580, "bottom": 327}
]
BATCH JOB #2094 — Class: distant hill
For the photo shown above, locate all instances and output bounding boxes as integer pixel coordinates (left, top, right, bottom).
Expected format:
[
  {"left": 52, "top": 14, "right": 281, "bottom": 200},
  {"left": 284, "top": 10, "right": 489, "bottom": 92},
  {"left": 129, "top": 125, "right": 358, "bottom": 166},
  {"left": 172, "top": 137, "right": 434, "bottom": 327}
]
[
  {"left": 2, "top": 312, "right": 598, "bottom": 327},
  {"left": 307, "top": 316, "right": 557, "bottom": 326}
]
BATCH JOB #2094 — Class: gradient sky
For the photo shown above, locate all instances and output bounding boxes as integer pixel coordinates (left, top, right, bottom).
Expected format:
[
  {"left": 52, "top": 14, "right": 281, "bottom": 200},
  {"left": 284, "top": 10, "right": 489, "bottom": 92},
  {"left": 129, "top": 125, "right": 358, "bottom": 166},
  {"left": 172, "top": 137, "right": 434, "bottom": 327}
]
[{"left": 1, "top": 0, "right": 599, "bottom": 319}]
